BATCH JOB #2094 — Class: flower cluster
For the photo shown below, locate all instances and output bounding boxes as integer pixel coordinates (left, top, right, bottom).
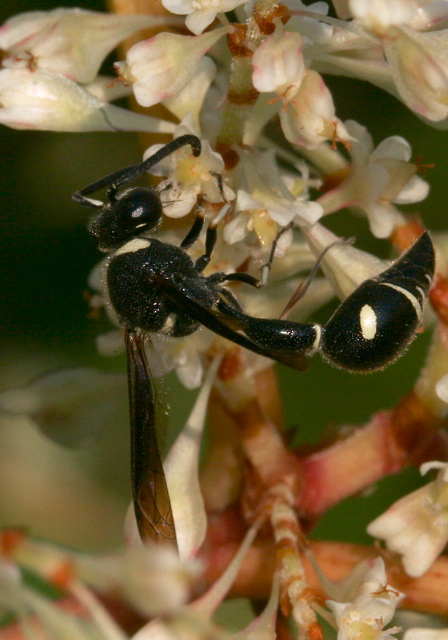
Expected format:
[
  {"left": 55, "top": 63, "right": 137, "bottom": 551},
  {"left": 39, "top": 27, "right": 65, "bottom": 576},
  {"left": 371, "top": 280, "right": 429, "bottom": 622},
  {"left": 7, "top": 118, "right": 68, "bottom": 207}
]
[
  {"left": 1, "top": 0, "right": 448, "bottom": 639},
  {"left": 324, "top": 557, "right": 404, "bottom": 640},
  {"left": 368, "top": 461, "right": 448, "bottom": 577}
]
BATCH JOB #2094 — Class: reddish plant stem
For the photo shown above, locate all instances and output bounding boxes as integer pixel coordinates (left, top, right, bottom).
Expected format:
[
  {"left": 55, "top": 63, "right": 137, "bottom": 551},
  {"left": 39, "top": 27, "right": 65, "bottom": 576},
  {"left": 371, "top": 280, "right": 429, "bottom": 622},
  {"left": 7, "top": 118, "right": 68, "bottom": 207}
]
[
  {"left": 430, "top": 274, "right": 448, "bottom": 326},
  {"left": 299, "top": 394, "right": 448, "bottom": 517},
  {"left": 220, "top": 375, "right": 448, "bottom": 519},
  {"left": 201, "top": 538, "right": 448, "bottom": 616}
]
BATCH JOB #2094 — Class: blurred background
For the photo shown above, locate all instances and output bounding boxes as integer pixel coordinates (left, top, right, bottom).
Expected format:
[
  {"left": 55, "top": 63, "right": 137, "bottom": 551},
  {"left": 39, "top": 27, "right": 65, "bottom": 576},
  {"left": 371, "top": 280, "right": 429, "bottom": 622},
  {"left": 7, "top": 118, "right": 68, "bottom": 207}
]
[{"left": 0, "top": 0, "right": 447, "bottom": 553}]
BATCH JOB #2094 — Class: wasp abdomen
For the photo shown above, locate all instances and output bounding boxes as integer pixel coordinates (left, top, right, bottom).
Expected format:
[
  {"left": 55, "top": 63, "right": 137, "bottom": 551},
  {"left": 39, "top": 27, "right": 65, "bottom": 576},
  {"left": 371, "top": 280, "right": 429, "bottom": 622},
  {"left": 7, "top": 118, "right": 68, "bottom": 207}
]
[{"left": 320, "top": 232, "right": 435, "bottom": 372}]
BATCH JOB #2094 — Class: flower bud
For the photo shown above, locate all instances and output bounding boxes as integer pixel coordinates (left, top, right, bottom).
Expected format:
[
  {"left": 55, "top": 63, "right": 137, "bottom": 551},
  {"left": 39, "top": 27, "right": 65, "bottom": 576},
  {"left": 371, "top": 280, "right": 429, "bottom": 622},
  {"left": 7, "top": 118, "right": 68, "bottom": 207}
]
[
  {"left": 0, "top": 8, "right": 164, "bottom": 83},
  {"left": 252, "top": 28, "right": 305, "bottom": 97},
  {"left": 385, "top": 27, "right": 448, "bottom": 122},
  {"left": 115, "top": 27, "right": 232, "bottom": 108},
  {"left": 0, "top": 68, "right": 175, "bottom": 132},
  {"left": 279, "top": 70, "right": 354, "bottom": 150},
  {"left": 162, "top": 0, "right": 248, "bottom": 35},
  {"left": 317, "top": 120, "right": 429, "bottom": 238}
]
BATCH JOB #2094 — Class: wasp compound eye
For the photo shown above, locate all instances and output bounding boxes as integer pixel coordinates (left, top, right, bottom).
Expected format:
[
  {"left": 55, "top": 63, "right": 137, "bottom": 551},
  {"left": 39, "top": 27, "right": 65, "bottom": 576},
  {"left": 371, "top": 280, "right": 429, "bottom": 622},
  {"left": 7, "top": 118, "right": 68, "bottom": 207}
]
[{"left": 115, "top": 188, "right": 163, "bottom": 236}]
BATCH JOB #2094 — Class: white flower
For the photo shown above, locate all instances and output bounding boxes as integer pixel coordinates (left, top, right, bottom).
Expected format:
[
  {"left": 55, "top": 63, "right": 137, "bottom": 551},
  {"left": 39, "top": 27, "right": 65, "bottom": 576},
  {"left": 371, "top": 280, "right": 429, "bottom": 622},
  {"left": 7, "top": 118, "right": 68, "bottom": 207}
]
[
  {"left": 308, "top": 552, "right": 403, "bottom": 640},
  {"left": 0, "top": 67, "right": 176, "bottom": 133},
  {"left": 285, "top": 0, "right": 332, "bottom": 45},
  {"left": 248, "top": 19, "right": 341, "bottom": 150},
  {"left": 317, "top": 120, "right": 429, "bottom": 238},
  {"left": 143, "top": 115, "right": 234, "bottom": 218},
  {"left": 0, "top": 367, "right": 126, "bottom": 448},
  {"left": 326, "top": 559, "right": 403, "bottom": 640},
  {"left": 134, "top": 518, "right": 267, "bottom": 639},
  {"left": 327, "top": 598, "right": 401, "bottom": 640},
  {"left": 367, "top": 461, "right": 448, "bottom": 577},
  {"left": 224, "top": 188, "right": 320, "bottom": 250},
  {"left": 384, "top": 27, "right": 448, "bottom": 122},
  {"left": 225, "top": 190, "right": 282, "bottom": 247},
  {"left": 163, "top": 56, "right": 216, "bottom": 130},
  {"left": 165, "top": 357, "right": 221, "bottom": 560},
  {"left": 252, "top": 27, "right": 305, "bottom": 98},
  {"left": 345, "top": 0, "right": 448, "bottom": 34},
  {"left": 302, "top": 223, "right": 389, "bottom": 300},
  {"left": 162, "top": 0, "right": 248, "bottom": 34},
  {"left": 338, "top": 0, "right": 448, "bottom": 122},
  {"left": 348, "top": 0, "right": 418, "bottom": 34},
  {"left": 120, "top": 545, "right": 202, "bottom": 617},
  {"left": 223, "top": 148, "right": 322, "bottom": 249},
  {"left": 279, "top": 70, "right": 354, "bottom": 150},
  {"left": 115, "top": 26, "right": 231, "bottom": 108},
  {"left": 0, "top": 550, "right": 127, "bottom": 640},
  {"left": 308, "top": 1, "right": 448, "bottom": 123},
  {"left": 0, "top": 8, "right": 162, "bottom": 83},
  {"left": 161, "top": 330, "right": 215, "bottom": 388},
  {"left": 1, "top": 532, "right": 202, "bottom": 619},
  {"left": 320, "top": 557, "right": 404, "bottom": 608}
]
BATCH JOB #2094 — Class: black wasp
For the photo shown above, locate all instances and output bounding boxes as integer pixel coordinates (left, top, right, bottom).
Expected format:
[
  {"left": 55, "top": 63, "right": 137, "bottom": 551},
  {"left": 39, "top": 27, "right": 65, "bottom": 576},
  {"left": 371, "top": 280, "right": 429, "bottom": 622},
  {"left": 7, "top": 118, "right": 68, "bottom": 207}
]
[{"left": 73, "top": 134, "right": 435, "bottom": 544}]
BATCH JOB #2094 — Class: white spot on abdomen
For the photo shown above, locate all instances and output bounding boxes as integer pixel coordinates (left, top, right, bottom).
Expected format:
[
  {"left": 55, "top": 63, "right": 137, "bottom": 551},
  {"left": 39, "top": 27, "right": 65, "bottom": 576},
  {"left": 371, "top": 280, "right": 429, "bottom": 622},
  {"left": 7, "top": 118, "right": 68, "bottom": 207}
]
[{"left": 360, "top": 304, "right": 377, "bottom": 340}]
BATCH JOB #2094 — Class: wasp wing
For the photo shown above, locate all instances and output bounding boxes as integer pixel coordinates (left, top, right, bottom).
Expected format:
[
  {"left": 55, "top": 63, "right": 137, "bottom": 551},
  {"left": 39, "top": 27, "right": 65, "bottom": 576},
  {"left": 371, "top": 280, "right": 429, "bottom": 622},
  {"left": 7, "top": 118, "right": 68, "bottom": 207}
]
[
  {"left": 125, "top": 329, "right": 176, "bottom": 545},
  {"left": 158, "top": 279, "right": 309, "bottom": 371}
]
